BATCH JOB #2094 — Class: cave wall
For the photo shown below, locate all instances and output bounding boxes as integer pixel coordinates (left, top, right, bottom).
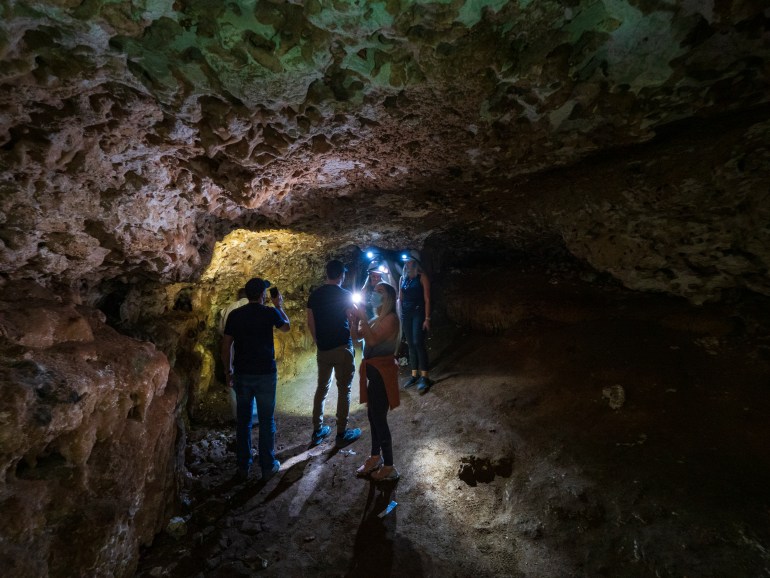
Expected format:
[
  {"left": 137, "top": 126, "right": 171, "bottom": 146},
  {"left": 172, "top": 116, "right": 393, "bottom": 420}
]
[
  {"left": 113, "top": 229, "right": 366, "bottom": 418},
  {"left": 560, "top": 116, "right": 770, "bottom": 304},
  {"left": 0, "top": 281, "right": 183, "bottom": 578}
]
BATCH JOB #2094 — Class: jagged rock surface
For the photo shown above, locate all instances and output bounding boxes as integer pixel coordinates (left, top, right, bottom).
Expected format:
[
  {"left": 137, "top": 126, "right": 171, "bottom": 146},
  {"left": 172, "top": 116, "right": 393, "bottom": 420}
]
[
  {"left": 1, "top": 0, "right": 768, "bottom": 303},
  {"left": 0, "top": 281, "right": 183, "bottom": 578}
]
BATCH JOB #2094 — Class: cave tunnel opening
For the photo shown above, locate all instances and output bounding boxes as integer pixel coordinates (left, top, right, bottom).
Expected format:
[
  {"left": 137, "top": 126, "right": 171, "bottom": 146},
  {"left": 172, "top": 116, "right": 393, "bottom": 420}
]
[{"left": 125, "top": 222, "right": 770, "bottom": 577}]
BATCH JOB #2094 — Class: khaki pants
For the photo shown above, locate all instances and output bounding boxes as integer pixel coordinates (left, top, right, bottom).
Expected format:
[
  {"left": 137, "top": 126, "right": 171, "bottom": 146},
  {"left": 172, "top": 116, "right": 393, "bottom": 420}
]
[{"left": 312, "top": 345, "right": 355, "bottom": 434}]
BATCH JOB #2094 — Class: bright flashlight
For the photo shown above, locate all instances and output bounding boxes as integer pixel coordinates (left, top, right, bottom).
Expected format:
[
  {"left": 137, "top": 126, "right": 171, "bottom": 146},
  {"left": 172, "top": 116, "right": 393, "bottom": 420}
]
[
  {"left": 352, "top": 292, "right": 362, "bottom": 304},
  {"left": 401, "top": 253, "right": 408, "bottom": 261},
  {"left": 366, "top": 251, "right": 374, "bottom": 259}
]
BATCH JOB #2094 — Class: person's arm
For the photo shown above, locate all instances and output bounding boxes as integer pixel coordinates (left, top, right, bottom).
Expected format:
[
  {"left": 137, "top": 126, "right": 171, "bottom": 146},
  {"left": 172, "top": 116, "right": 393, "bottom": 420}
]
[
  {"left": 306, "top": 308, "right": 316, "bottom": 345},
  {"left": 357, "top": 312, "right": 399, "bottom": 346},
  {"left": 271, "top": 292, "right": 291, "bottom": 333},
  {"left": 397, "top": 278, "right": 404, "bottom": 317},
  {"left": 348, "top": 307, "right": 362, "bottom": 343},
  {"left": 221, "top": 334, "right": 234, "bottom": 388},
  {"left": 421, "top": 274, "right": 431, "bottom": 331}
]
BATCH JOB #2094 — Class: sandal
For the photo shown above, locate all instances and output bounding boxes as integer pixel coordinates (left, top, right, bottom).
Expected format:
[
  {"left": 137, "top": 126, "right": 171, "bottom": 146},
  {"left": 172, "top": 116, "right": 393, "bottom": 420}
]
[
  {"left": 356, "top": 456, "right": 383, "bottom": 477},
  {"left": 371, "top": 465, "right": 400, "bottom": 482}
]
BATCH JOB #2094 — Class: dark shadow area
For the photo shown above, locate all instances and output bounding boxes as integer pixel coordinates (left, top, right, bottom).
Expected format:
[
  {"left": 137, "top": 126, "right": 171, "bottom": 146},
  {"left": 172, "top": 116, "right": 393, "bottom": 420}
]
[
  {"left": 346, "top": 481, "right": 424, "bottom": 578},
  {"left": 136, "top": 267, "right": 770, "bottom": 577},
  {"left": 264, "top": 456, "right": 312, "bottom": 503}
]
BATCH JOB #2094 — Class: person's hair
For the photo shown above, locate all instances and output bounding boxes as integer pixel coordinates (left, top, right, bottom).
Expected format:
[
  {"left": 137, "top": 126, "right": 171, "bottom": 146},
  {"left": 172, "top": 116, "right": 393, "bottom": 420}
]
[
  {"left": 374, "top": 282, "right": 397, "bottom": 318},
  {"left": 405, "top": 258, "right": 423, "bottom": 275},
  {"left": 372, "top": 282, "right": 401, "bottom": 352},
  {"left": 326, "top": 259, "right": 346, "bottom": 280},
  {"left": 244, "top": 277, "right": 268, "bottom": 300},
  {"left": 237, "top": 288, "right": 247, "bottom": 300}
]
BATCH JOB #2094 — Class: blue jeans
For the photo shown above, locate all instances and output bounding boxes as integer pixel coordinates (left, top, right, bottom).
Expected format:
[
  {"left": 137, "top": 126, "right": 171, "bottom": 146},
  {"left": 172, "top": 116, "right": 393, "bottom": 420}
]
[
  {"left": 233, "top": 372, "right": 277, "bottom": 474},
  {"left": 402, "top": 307, "right": 429, "bottom": 372}
]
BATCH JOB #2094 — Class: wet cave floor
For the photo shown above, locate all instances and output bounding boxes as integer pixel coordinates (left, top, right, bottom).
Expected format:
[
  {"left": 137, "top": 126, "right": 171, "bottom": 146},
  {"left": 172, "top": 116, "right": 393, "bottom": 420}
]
[{"left": 136, "top": 273, "right": 770, "bottom": 578}]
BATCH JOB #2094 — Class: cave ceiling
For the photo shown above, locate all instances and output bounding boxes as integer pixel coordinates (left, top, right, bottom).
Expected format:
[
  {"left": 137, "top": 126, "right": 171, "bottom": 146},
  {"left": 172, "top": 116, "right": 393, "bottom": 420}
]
[{"left": 0, "top": 0, "right": 769, "bottom": 297}]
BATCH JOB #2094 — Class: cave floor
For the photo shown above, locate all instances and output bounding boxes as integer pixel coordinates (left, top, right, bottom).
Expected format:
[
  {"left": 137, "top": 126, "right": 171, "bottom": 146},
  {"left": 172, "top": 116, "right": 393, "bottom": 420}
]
[{"left": 136, "top": 277, "right": 770, "bottom": 578}]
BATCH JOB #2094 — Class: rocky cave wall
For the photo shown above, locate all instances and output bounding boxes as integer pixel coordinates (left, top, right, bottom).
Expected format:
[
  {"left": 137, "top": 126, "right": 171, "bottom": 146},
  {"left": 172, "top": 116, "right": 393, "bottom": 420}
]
[
  {"left": 0, "top": 281, "right": 183, "bottom": 578},
  {"left": 115, "top": 228, "right": 360, "bottom": 419},
  {"left": 1, "top": 1, "right": 769, "bottom": 577}
]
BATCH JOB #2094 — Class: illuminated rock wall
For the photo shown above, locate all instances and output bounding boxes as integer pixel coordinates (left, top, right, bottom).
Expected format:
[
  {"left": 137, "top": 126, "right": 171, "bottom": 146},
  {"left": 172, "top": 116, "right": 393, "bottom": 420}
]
[{"left": 0, "top": 282, "right": 182, "bottom": 578}]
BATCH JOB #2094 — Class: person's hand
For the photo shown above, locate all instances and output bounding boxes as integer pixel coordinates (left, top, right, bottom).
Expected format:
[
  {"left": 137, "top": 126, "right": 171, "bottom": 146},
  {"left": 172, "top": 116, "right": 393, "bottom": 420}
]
[
  {"left": 422, "top": 318, "right": 431, "bottom": 331},
  {"left": 346, "top": 305, "right": 361, "bottom": 319},
  {"left": 271, "top": 291, "right": 283, "bottom": 308}
]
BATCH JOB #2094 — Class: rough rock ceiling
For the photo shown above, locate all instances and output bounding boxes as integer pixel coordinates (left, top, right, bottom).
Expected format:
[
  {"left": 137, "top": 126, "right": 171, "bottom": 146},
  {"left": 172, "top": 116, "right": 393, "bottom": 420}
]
[{"left": 1, "top": 1, "right": 769, "bottom": 297}]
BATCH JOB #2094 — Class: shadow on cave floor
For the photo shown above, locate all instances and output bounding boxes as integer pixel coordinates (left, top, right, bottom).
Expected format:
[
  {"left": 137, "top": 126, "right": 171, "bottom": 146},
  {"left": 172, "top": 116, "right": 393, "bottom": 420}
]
[{"left": 136, "top": 273, "right": 770, "bottom": 578}]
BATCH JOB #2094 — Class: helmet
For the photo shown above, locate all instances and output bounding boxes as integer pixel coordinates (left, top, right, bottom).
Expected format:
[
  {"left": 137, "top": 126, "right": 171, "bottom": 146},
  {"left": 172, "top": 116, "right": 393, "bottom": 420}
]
[{"left": 367, "top": 261, "right": 389, "bottom": 274}]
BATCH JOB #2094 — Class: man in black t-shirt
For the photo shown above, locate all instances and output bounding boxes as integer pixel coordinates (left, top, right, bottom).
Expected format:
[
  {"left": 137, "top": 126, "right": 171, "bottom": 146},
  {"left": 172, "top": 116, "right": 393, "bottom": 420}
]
[
  {"left": 306, "top": 259, "right": 361, "bottom": 447},
  {"left": 222, "top": 277, "right": 290, "bottom": 481}
]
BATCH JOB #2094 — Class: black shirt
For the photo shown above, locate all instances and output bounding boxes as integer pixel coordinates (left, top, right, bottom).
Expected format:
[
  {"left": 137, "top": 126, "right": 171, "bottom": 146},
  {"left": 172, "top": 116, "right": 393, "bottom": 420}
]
[
  {"left": 400, "top": 274, "right": 425, "bottom": 314},
  {"left": 224, "top": 303, "right": 285, "bottom": 374},
  {"left": 307, "top": 284, "right": 353, "bottom": 351}
]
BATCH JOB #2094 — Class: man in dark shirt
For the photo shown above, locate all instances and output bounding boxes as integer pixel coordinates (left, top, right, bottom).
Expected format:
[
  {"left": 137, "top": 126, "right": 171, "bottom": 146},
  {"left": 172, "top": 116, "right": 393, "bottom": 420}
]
[
  {"left": 222, "top": 277, "right": 290, "bottom": 481},
  {"left": 306, "top": 259, "right": 361, "bottom": 447}
]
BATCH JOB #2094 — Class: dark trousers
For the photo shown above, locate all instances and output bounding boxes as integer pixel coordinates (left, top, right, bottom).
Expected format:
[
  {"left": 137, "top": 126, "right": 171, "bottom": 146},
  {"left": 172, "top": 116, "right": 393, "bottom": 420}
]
[
  {"left": 402, "top": 307, "right": 429, "bottom": 372},
  {"left": 233, "top": 372, "right": 277, "bottom": 474},
  {"left": 366, "top": 364, "right": 393, "bottom": 466}
]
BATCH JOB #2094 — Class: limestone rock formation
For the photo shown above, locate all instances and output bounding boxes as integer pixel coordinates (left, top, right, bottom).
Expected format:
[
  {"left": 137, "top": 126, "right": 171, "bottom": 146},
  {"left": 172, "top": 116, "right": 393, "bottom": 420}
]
[
  {"left": 1, "top": 0, "right": 768, "bottom": 303},
  {"left": 0, "top": 281, "right": 183, "bottom": 578}
]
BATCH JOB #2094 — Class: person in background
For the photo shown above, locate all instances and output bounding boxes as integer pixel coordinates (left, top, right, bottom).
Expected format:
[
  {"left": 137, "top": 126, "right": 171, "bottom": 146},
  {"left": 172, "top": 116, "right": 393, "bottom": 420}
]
[
  {"left": 306, "top": 259, "right": 362, "bottom": 448},
  {"left": 362, "top": 263, "right": 384, "bottom": 320},
  {"left": 222, "top": 277, "right": 290, "bottom": 482},
  {"left": 349, "top": 282, "right": 402, "bottom": 481},
  {"left": 399, "top": 255, "right": 432, "bottom": 392},
  {"left": 219, "top": 287, "right": 257, "bottom": 422}
]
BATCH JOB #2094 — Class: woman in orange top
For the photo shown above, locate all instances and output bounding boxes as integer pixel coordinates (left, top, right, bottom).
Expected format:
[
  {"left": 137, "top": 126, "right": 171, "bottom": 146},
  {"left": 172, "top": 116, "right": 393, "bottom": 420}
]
[{"left": 348, "top": 282, "right": 402, "bottom": 481}]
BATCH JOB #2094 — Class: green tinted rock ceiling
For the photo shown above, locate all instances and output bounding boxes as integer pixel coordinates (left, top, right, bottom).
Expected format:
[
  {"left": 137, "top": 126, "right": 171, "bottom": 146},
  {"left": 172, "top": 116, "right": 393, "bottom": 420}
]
[{"left": 6, "top": 0, "right": 757, "bottom": 110}]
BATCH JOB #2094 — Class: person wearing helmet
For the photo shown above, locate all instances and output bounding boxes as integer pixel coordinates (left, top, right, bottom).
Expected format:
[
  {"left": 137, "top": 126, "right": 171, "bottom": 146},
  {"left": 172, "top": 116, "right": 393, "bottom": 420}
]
[
  {"left": 399, "top": 253, "right": 432, "bottom": 392},
  {"left": 362, "top": 262, "right": 385, "bottom": 320}
]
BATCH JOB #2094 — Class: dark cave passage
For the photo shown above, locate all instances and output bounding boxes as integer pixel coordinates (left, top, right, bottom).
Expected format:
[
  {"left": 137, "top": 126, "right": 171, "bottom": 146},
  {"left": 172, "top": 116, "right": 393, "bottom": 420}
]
[{"left": 133, "top": 265, "right": 770, "bottom": 577}]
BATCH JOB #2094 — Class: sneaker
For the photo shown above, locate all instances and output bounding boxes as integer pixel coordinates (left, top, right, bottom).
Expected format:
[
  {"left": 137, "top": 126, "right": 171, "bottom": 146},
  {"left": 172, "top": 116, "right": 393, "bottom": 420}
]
[
  {"left": 336, "top": 428, "right": 361, "bottom": 447},
  {"left": 356, "top": 456, "right": 383, "bottom": 477},
  {"left": 310, "top": 425, "right": 331, "bottom": 446},
  {"left": 371, "top": 465, "right": 400, "bottom": 482},
  {"left": 417, "top": 376, "right": 433, "bottom": 393},
  {"left": 261, "top": 460, "right": 280, "bottom": 482},
  {"left": 403, "top": 375, "right": 419, "bottom": 388}
]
